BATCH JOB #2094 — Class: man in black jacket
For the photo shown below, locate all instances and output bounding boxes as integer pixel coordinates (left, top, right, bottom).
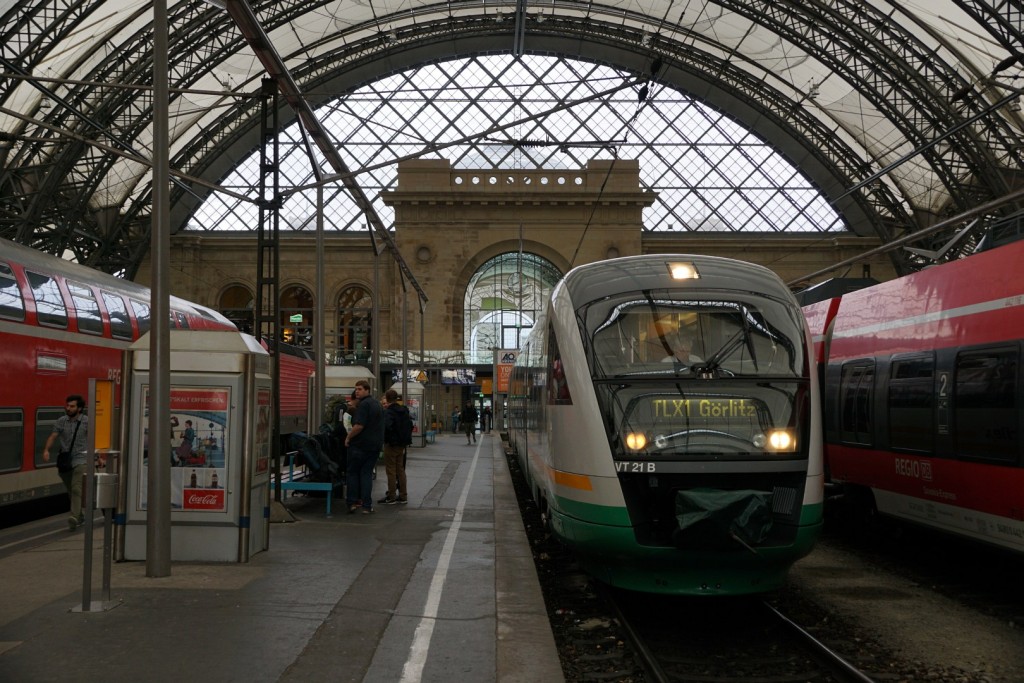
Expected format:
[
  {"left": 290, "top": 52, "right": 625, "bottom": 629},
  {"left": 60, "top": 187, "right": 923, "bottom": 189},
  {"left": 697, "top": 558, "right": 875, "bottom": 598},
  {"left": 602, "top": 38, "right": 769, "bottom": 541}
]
[
  {"left": 343, "top": 381, "right": 385, "bottom": 513},
  {"left": 460, "top": 401, "right": 478, "bottom": 445},
  {"left": 379, "top": 389, "right": 412, "bottom": 505}
]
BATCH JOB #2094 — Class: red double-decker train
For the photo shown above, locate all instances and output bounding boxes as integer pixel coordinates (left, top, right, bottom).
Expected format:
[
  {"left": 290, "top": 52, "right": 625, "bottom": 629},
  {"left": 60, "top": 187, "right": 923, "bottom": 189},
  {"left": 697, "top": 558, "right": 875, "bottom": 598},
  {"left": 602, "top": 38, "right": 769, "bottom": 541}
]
[
  {"left": 803, "top": 238, "right": 1024, "bottom": 553},
  {"left": 0, "top": 237, "right": 315, "bottom": 510}
]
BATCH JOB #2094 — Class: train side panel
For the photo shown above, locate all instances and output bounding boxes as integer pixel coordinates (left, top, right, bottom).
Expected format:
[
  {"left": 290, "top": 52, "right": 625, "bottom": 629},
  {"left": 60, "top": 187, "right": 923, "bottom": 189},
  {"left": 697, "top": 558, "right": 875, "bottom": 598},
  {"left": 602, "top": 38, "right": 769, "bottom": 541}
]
[
  {"left": 0, "top": 238, "right": 237, "bottom": 507},
  {"left": 815, "top": 240, "right": 1024, "bottom": 552}
]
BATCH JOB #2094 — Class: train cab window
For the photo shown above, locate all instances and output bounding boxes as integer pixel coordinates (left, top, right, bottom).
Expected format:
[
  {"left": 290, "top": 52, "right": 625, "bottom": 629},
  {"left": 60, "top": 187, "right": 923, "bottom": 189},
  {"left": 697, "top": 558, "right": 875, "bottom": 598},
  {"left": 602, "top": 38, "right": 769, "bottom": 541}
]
[
  {"left": 0, "top": 262, "right": 26, "bottom": 321},
  {"left": 839, "top": 361, "right": 874, "bottom": 445},
  {"left": 547, "top": 324, "right": 572, "bottom": 405},
  {"left": 101, "top": 291, "right": 134, "bottom": 340},
  {"left": 173, "top": 311, "right": 191, "bottom": 329},
  {"left": 25, "top": 270, "right": 67, "bottom": 328},
  {"left": 67, "top": 280, "right": 103, "bottom": 335},
  {"left": 0, "top": 409, "right": 23, "bottom": 472},
  {"left": 131, "top": 299, "right": 151, "bottom": 335},
  {"left": 34, "top": 407, "right": 64, "bottom": 468},
  {"left": 889, "top": 355, "right": 934, "bottom": 453},
  {"left": 954, "top": 349, "right": 1018, "bottom": 463}
]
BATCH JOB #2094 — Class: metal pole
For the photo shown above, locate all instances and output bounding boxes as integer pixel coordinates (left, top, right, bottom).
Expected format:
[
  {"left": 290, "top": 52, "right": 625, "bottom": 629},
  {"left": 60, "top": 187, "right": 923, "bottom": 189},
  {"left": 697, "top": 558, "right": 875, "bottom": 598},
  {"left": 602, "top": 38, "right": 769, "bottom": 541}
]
[
  {"left": 371, "top": 222, "right": 380, "bottom": 389},
  {"left": 147, "top": 0, "right": 172, "bottom": 578},
  {"left": 315, "top": 181, "right": 325, "bottom": 420},
  {"left": 81, "top": 379, "right": 97, "bottom": 611},
  {"left": 419, "top": 300, "right": 426, "bottom": 447},
  {"left": 401, "top": 285, "right": 408, "bottom": 403}
]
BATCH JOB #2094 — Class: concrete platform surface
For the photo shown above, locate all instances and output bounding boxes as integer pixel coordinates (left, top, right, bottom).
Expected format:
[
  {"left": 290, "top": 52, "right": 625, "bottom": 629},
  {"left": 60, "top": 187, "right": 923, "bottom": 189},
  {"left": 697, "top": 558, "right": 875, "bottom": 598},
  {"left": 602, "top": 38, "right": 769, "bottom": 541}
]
[{"left": 0, "top": 432, "right": 564, "bottom": 683}]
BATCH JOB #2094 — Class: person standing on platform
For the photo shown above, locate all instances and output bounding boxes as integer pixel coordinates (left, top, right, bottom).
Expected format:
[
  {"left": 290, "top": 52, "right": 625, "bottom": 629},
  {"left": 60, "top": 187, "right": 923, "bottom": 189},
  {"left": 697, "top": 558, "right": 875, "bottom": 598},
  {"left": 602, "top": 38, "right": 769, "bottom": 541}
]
[
  {"left": 482, "top": 405, "right": 493, "bottom": 433},
  {"left": 379, "top": 389, "right": 412, "bottom": 505},
  {"left": 42, "top": 394, "right": 90, "bottom": 530},
  {"left": 344, "top": 380, "right": 384, "bottom": 514},
  {"left": 460, "top": 401, "right": 478, "bottom": 445}
]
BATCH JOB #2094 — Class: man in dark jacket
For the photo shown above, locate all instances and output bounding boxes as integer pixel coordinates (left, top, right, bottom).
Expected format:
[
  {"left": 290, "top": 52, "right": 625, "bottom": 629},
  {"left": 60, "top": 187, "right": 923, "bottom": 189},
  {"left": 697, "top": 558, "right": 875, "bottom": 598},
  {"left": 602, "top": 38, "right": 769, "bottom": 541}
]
[
  {"left": 379, "top": 389, "right": 412, "bottom": 505},
  {"left": 343, "top": 380, "right": 384, "bottom": 513},
  {"left": 460, "top": 401, "right": 478, "bottom": 445}
]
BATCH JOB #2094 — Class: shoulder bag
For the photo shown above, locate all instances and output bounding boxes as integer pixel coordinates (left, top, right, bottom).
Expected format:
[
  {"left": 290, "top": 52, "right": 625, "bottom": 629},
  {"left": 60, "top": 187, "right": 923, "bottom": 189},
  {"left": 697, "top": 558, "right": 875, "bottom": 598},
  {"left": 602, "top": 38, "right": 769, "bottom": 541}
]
[{"left": 57, "top": 420, "right": 81, "bottom": 473}]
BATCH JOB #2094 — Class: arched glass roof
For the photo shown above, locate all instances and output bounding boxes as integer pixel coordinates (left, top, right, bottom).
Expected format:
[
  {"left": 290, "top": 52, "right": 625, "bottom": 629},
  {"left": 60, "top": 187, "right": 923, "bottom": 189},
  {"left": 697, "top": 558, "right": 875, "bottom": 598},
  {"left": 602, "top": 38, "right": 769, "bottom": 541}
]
[
  {"left": 3, "top": 0, "right": 1023, "bottom": 277},
  {"left": 194, "top": 55, "right": 844, "bottom": 234}
]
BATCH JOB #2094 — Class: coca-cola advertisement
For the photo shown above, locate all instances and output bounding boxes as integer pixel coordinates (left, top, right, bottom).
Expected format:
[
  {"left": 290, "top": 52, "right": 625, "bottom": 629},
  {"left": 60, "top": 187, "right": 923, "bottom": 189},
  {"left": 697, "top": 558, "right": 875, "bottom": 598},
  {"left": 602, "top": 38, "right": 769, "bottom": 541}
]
[
  {"left": 137, "top": 385, "right": 230, "bottom": 513},
  {"left": 182, "top": 488, "right": 226, "bottom": 510}
]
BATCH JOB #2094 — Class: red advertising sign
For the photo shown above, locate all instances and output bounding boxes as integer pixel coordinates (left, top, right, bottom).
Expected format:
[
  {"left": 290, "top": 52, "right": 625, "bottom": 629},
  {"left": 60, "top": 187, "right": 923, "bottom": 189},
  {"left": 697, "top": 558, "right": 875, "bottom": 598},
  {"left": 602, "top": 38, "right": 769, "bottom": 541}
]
[
  {"left": 183, "top": 489, "right": 226, "bottom": 510},
  {"left": 494, "top": 349, "right": 518, "bottom": 393}
]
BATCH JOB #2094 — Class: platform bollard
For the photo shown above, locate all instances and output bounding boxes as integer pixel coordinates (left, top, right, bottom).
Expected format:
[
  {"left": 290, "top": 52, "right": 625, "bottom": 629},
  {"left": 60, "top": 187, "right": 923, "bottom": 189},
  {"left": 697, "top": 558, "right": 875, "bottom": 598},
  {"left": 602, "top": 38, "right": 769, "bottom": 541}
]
[{"left": 74, "top": 450, "right": 120, "bottom": 613}]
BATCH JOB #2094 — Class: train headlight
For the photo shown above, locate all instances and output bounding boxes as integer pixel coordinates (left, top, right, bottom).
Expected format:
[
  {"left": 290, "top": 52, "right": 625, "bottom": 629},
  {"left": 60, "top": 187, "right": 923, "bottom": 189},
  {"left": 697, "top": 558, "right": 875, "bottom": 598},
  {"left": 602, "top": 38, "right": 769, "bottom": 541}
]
[
  {"left": 764, "top": 429, "right": 796, "bottom": 452},
  {"left": 624, "top": 432, "right": 648, "bottom": 451},
  {"left": 667, "top": 261, "right": 700, "bottom": 280}
]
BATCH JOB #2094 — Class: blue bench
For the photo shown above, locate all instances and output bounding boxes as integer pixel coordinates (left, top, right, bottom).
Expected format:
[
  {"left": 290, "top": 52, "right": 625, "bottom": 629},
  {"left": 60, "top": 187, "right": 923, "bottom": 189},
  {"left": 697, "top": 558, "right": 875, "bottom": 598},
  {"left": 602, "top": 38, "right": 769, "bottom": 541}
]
[{"left": 273, "top": 451, "right": 343, "bottom": 516}]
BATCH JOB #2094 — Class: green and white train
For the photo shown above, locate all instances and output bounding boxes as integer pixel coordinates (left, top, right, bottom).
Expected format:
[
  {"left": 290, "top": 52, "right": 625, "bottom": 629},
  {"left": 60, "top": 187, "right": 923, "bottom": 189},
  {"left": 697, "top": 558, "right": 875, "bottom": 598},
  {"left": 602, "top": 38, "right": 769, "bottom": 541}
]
[{"left": 508, "top": 255, "right": 823, "bottom": 595}]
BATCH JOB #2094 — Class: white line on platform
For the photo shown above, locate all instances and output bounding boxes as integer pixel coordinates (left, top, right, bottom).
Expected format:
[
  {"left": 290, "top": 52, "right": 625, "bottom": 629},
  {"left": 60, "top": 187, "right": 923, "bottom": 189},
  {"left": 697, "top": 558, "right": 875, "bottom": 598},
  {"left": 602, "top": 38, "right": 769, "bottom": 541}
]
[{"left": 400, "top": 439, "right": 482, "bottom": 683}]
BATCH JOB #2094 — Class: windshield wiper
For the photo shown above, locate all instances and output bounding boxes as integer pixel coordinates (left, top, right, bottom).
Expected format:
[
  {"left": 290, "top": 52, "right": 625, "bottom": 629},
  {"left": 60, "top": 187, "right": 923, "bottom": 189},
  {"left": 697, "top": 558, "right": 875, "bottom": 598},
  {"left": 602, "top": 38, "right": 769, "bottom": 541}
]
[{"left": 696, "top": 320, "right": 758, "bottom": 375}]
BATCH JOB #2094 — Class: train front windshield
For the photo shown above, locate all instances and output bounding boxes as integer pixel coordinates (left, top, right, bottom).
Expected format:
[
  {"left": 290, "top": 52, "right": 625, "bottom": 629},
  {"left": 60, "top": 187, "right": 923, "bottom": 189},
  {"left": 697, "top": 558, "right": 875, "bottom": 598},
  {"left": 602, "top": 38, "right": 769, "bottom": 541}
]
[{"left": 583, "top": 290, "right": 808, "bottom": 460}]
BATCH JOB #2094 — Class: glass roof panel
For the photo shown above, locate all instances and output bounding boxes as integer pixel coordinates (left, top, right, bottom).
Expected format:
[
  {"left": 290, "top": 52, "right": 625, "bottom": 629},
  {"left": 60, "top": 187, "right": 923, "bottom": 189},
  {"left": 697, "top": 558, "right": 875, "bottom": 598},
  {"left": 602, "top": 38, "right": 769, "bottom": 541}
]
[{"left": 192, "top": 55, "right": 844, "bottom": 234}]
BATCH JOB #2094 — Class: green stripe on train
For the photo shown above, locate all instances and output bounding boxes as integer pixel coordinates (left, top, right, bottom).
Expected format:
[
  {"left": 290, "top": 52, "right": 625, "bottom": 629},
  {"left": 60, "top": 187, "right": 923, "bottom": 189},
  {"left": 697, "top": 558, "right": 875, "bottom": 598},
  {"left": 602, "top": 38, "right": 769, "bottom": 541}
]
[{"left": 554, "top": 496, "right": 823, "bottom": 527}]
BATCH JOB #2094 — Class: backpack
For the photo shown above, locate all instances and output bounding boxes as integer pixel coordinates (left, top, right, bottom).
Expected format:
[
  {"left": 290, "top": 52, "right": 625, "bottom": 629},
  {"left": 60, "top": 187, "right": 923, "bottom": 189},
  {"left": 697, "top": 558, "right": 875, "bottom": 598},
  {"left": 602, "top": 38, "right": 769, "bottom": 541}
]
[
  {"left": 387, "top": 404, "right": 414, "bottom": 446},
  {"left": 324, "top": 394, "right": 348, "bottom": 427}
]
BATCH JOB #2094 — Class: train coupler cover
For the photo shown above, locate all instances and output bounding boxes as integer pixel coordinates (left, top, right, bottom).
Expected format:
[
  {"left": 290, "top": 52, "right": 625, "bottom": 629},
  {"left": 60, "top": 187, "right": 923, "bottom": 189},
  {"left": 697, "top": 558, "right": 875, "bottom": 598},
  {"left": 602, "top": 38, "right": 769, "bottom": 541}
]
[{"left": 672, "top": 488, "right": 773, "bottom": 551}]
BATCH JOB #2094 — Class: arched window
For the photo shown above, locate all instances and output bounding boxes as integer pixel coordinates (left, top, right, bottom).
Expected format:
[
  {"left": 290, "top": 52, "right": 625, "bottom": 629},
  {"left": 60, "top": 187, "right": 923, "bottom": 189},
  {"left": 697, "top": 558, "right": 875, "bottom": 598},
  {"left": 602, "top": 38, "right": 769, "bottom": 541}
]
[
  {"left": 280, "top": 285, "right": 313, "bottom": 347},
  {"left": 218, "top": 284, "right": 254, "bottom": 335},
  {"left": 464, "top": 253, "right": 561, "bottom": 356},
  {"left": 337, "top": 285, "right": 372, "bottom": 362}
]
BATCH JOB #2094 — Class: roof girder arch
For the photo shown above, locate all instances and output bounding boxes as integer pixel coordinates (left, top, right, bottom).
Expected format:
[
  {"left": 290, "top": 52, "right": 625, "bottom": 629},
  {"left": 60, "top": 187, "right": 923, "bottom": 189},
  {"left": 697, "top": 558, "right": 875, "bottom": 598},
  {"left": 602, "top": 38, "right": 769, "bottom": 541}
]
[
  {"left": 166, "top": 22, "right": 910, "bottom": 238},
  {"left": 711, "top": 0, "right": 1014, "bottom": 215},
  {"left": 2, "top": 0, "right": 1023, "bottom": 277}
]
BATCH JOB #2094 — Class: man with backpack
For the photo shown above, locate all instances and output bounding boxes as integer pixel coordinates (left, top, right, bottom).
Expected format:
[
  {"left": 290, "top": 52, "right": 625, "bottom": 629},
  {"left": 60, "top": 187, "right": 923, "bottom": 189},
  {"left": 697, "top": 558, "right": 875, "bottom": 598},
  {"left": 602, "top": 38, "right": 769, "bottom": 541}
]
[{"left": 379, "top": 389, "right": 413, "bottom": 505}]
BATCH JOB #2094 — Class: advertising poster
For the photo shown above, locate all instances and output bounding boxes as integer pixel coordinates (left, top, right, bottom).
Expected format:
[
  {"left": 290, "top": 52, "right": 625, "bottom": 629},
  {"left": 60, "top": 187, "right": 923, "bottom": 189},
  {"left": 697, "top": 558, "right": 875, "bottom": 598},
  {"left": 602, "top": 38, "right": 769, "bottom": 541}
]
[
  {"left": 255, "top": 389, "right": 271, "bottom": 476},
  {"left": 138, "top": 385, "right": 230, "bottom": 512},
  {"left": 494, "top": 349, "right": 518, "bottom": 393}
]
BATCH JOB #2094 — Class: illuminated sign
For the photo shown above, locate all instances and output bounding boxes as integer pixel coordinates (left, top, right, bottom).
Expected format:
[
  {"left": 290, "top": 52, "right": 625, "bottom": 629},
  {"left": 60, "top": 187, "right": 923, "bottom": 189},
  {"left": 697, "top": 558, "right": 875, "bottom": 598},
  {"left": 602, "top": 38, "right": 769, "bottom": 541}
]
[{"left": 651, "top": 398, "right": 757, "bottom": 419}]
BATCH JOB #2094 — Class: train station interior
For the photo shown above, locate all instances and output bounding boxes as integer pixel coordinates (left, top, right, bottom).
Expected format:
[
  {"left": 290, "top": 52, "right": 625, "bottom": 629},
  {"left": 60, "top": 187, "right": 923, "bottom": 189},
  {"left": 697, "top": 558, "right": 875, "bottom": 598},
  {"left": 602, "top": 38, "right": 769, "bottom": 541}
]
[
  {"left": 2, "top": 2, "right": 1024, "bottom": 679},
  {"left": 4, "top": 1, "right": 1024, "bottom": 414}
]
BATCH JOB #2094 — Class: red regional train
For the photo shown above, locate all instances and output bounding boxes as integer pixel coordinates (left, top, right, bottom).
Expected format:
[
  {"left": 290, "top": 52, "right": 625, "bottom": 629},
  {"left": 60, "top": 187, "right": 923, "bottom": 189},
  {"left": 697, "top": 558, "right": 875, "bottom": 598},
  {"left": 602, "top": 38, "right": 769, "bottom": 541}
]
[
  {"left": 803, "top": 239, "right": 1024, "bottom": 553},
  {"left": 0, "top": 237, "right": 314, "bottom": 508}
]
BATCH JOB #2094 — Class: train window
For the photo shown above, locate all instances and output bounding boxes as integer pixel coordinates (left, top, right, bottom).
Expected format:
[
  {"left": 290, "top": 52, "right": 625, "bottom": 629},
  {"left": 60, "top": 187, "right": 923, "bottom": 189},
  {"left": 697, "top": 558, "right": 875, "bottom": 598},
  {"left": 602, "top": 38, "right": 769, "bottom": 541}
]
[
  {"left": 131, "top": 299, "right": 151, "bottom": 335},
  {"left": 0, "top": 409, "right": 23, "bottom": 472},
  {"left": 101, "top": 291, "right": 134, "bottom": 340},
  {"left": 34, "top": 407, "right": 63, "bottom": 468},
  {"left": 0, "top": 262, "right": 26, "bottom": 321},
  {"left": 67, "top": 280, "right": 104, "bottom": 335},
  {"left": 174, "top": 311, "right": 191, "bottom": 329},
  {"left": 954, "top": 349, "right": 1018, "bottom": 463},
  {"left": 547, "top": 324, "right": 572, "bottom": 405},
  {"left": 25, "top": 270, "right": 68, "bottom": 328},
  {"left": 839, "top": 361, "right": 874, "bottom": 445},
  {"left": 889, "top": 355, "right": 934, "bottom": 453},
  {"left": 583, "top": 295, "right": 803, "bottom": 379}
]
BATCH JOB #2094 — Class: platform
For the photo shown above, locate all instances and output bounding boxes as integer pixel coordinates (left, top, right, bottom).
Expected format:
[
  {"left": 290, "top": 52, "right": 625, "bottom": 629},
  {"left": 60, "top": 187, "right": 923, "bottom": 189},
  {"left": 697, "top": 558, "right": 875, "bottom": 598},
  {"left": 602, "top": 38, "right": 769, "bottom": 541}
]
[{"left": 0, "top": 431, "right": 563, "bottom": 682}]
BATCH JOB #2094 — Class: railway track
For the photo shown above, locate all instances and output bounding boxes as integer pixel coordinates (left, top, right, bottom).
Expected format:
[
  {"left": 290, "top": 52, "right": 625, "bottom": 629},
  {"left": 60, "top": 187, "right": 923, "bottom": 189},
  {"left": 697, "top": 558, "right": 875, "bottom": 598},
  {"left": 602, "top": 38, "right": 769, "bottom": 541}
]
[
  {"left": 508, "top": 445, "right": 1023, "bottom": 682},
  {"left": 603, "top": 586, "right": 874, "bottom": 683}
]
